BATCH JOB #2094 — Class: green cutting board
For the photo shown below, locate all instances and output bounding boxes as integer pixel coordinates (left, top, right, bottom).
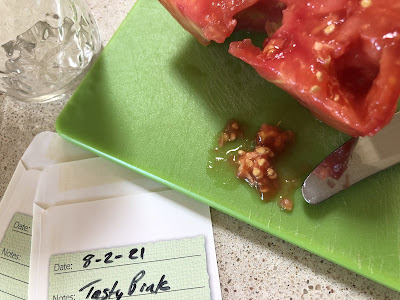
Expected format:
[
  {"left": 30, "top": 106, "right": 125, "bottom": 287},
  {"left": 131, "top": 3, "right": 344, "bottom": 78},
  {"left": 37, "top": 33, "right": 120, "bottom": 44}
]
[{"left": 56, "top": 0, "right": 400, "bottom": 292}]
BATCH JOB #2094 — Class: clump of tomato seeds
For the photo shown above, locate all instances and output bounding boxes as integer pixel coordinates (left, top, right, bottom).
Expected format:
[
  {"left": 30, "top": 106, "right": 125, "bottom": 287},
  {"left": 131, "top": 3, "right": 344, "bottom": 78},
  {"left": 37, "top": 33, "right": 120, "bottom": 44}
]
[
  {"left": 218, "top": 120, "right": 295, "bottom": 210},
  {"left": 256, "top": 124, "right": 294, "bottom": 153},
  {"left": 218, "top": 120, "right": 243, "bottom": 147},
  {"left": 236, "top": 123, "right": 294, "bottom": 202}
]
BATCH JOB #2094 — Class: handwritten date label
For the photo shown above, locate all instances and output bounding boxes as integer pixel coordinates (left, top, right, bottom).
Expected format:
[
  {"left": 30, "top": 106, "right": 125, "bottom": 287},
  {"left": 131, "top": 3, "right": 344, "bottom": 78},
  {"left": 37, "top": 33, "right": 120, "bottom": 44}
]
[
  {"left": 82, "top": 247, "right": 145, "bottom": 268},
  {"left": 48, "top": 236, "right": 210, "bottom": 299}
]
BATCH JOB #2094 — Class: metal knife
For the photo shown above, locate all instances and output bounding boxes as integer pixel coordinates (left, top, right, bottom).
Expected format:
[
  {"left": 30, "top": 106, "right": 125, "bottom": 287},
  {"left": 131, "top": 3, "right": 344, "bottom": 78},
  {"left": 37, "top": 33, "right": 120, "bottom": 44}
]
[{"left": 302, "top": 112, "right": 400, "bottom": 204}]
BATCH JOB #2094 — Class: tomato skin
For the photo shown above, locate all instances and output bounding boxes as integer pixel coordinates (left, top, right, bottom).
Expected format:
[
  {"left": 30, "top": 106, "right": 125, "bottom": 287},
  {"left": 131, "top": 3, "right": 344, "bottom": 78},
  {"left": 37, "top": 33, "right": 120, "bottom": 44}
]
[{"left": 229, "top": 0, "right": 400, "bottom": 136}]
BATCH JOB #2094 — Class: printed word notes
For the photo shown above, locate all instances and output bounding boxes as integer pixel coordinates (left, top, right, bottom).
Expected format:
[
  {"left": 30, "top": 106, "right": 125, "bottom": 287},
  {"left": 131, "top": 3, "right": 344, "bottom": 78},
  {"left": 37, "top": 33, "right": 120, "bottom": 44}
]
[
  {"left": 48, "top": 236, "right": 210, "bottom": 300},
  {"left": 0, "top": 213, "right": 32, "bottom": 300}
]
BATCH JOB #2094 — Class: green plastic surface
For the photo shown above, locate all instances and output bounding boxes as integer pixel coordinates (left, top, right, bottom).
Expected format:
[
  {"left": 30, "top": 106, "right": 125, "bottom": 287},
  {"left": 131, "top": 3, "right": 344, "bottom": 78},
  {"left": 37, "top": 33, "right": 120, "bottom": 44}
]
[{"left": 56, "top": 0, "right": 400, "bottom": 292}]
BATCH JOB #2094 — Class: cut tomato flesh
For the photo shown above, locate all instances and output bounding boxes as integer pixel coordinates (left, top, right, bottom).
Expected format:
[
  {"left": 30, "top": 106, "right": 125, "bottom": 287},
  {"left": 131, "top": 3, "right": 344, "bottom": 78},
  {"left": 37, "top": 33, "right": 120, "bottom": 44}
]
[{"left": 229, "top": 0, "right": 400, "bottom": 136}]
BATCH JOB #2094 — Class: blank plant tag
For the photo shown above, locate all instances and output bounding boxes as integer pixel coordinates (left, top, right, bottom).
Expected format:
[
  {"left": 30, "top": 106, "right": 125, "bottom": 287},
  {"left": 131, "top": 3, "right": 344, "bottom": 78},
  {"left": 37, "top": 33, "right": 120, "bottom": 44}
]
[{"left": 0, "top": 213, "right": 32, "bottom": 300}]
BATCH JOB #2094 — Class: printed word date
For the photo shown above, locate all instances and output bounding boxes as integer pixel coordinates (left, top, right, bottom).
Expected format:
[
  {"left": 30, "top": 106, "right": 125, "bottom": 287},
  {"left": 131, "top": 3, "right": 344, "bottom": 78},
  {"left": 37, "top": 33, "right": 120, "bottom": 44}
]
[{"left": 82, "top": 247, "right": 145, "bottom": 268}]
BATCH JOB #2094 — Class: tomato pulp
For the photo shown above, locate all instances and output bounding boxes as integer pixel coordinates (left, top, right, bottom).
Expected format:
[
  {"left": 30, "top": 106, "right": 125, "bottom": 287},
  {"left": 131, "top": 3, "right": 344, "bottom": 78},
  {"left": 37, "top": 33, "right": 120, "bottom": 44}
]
[{"left": 229, "top": 0, "right": 400, "bottom": 136}]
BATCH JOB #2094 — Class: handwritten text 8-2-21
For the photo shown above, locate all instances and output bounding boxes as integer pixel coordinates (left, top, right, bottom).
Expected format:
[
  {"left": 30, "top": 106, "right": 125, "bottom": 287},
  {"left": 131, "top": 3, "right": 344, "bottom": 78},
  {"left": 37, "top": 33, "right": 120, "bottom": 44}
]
[{"left": 82, "top": 247, "right": 145, "bottom": 268}]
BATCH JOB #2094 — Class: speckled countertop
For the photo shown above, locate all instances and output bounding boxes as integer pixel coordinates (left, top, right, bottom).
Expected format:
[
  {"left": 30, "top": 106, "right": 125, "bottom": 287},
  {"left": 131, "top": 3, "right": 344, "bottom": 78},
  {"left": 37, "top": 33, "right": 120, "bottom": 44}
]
[{"left": 0, "top": 1, "right": 399, "bottom": 299}]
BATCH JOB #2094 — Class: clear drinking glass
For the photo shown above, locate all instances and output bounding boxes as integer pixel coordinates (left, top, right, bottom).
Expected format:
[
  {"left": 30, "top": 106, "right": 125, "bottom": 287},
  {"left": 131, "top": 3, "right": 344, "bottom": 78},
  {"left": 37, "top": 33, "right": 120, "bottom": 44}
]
[{"left": 0, "top": 0, "right": 101, "bottom": 102}]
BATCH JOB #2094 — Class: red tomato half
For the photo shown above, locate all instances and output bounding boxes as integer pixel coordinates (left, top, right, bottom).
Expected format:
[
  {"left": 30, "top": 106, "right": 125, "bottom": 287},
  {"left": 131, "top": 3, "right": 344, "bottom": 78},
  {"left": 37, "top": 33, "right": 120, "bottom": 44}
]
[{"left": 229, "top": 0, "right": 400, "bottom": 136}]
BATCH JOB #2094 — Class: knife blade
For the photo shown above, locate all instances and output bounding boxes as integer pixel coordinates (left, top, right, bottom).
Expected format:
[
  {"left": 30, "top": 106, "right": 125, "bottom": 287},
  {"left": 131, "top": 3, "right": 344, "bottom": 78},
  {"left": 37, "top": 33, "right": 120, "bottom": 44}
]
[{"left": 302, "top": 111, "right": 400, "bottom": 204}]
